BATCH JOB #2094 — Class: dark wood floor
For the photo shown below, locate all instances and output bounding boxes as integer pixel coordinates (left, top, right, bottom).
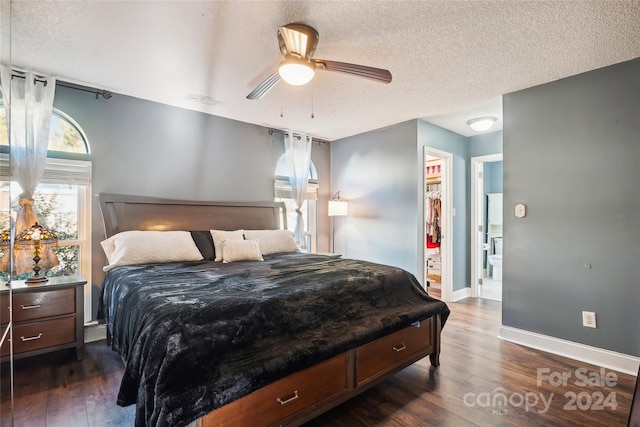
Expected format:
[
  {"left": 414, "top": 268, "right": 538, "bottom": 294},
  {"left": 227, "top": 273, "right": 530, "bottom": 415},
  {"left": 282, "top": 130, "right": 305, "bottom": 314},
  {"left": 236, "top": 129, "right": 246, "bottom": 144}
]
[{"left": 1, "top": 298, "right": 636, "bottom": 426}]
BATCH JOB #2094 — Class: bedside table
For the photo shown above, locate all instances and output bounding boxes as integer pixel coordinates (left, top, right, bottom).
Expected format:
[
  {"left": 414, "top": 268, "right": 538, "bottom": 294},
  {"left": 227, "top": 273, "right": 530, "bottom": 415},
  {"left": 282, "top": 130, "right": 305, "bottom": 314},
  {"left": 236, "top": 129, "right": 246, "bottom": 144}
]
[{"left": 0, "top": 274, "right": 86, "bottom": 361}]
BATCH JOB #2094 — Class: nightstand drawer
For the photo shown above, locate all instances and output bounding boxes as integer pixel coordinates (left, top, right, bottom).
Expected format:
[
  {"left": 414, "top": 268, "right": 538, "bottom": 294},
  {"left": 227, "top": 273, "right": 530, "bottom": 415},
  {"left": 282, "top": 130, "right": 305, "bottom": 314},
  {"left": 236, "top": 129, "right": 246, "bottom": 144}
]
[
  {"left": 1, "top": 316, "right": 75, "bottom": 356},
  {"left": 3, "top": 287, "right": 75, "bottom": 323}
]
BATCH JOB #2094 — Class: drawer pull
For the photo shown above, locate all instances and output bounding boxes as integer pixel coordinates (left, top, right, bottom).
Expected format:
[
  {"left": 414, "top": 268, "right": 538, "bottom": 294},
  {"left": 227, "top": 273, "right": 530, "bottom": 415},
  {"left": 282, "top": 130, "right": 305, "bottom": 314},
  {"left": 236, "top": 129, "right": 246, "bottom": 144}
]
[
  {"left": 20, "top": 333, "right": 43, "bottom": 342},
  {"left": 21, "top": 304, "right": 41, "bottom": 310},
  {"left": 276, "top": 390, "right": 299, "bottom": 405},
  {"left": 392, "top": 343, "right": 407, "bottom": 352}
]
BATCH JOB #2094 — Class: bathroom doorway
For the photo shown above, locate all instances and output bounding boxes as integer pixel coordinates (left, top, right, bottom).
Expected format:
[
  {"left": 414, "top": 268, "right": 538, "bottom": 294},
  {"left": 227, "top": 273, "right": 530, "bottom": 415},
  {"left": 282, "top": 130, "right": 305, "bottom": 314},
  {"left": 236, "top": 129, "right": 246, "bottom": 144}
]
[{"left": 471, "top": 153, "right": 503, "bottom": 301}]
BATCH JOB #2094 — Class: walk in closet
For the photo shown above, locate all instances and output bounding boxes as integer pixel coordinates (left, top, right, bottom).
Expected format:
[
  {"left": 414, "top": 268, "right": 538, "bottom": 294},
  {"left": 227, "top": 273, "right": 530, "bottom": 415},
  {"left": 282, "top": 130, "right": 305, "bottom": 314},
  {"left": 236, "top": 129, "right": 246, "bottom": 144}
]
[{"left": 425, "top": 157, "right": 442, "bottom": 297}]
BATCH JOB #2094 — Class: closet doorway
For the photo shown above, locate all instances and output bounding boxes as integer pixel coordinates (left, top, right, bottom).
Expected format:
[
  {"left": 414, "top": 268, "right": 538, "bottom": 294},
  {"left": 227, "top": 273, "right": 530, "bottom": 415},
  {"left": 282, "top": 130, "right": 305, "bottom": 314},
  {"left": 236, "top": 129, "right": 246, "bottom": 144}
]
[
  {"left": 424, "top": 147, "right": 452, "bottom": 302},
  {"left": 471, "top": 153, "right": 503, "bottom": 301}
]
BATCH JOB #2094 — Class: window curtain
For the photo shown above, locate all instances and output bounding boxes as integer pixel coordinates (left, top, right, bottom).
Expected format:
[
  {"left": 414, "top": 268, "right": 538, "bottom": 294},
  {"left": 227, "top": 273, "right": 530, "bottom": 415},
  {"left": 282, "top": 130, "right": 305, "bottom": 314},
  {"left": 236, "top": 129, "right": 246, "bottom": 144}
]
[
  {"left": 0, "top": 70, "right": 58, "bottom": 274},
  {"left": 284, "top": 132, "right": 312, "bottom": 248}
]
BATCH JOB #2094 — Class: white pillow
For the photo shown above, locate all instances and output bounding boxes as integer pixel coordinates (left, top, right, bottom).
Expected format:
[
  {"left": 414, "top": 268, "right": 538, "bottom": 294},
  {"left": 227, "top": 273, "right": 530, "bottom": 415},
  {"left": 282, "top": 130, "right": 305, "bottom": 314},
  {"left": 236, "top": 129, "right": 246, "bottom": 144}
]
[
  {"left": 243, "top": 229, "right": 299, "bottom": 255},
  {"left": 101, "top": 230, "right": 203, "bottom": 272},
  {"left": 210, "top": 229, "right": 245, "bottom": 262},
  {"left": 222, "top": 239, "right": 263, "bottom": 263}
]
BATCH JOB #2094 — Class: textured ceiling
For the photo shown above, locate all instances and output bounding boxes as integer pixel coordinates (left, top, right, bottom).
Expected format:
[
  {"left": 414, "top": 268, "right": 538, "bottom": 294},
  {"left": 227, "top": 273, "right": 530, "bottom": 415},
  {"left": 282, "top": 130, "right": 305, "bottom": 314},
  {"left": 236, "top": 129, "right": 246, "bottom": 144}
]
[{"left": 8, "top": 1, "right": 640, "bottom": 140}]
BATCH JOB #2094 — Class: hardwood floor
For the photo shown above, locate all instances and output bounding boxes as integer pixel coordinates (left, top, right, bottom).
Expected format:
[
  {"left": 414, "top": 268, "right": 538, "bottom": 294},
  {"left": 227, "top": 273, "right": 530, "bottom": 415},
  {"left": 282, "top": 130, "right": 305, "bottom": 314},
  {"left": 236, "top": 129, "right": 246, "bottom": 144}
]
[
  {"left": 1, "top": 298, "right": 636, "bottom": 426},
  {"left": 427, "top": 282, "right": 441, "bottom": 299}
]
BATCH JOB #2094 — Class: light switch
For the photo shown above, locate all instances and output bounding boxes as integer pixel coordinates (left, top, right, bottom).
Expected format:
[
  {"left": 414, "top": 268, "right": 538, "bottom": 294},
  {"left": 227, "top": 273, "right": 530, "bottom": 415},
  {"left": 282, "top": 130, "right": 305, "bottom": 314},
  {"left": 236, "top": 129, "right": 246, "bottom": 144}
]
[{"left": 515, "top": 203, "right": 526, "bottom": 218}]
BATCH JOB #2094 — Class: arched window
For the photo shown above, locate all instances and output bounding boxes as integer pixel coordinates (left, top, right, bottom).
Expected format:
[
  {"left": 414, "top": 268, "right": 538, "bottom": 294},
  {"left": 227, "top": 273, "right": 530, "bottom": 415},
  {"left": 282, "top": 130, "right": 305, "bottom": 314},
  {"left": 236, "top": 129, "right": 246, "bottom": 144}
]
[
  {"left": 0, "top": 106, "right": 92, "bottom": 317},
  {"left": 48, "top": 109, "right": 91, "bottom": 154},
  {"left": 0, "top": 107, "right": 90, "bottom": 154},
  {"left": 274, "top": 154, "right": 318, "bottom": 252}
]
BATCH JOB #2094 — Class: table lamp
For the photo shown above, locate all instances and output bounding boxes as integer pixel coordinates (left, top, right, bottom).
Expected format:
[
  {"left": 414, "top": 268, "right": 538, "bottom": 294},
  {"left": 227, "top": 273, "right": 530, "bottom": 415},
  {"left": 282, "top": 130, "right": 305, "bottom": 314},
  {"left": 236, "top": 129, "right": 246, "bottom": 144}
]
[{"left": 14, "top": 222, "right": 58, "bottom": 284}]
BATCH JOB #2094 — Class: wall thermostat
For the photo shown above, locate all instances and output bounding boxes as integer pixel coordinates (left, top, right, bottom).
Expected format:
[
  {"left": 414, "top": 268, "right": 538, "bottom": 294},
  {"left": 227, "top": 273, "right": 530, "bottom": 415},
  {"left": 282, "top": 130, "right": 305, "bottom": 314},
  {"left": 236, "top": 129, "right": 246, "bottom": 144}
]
[{"left": 515, "top": 203, "right": 526, "bottom": 218}]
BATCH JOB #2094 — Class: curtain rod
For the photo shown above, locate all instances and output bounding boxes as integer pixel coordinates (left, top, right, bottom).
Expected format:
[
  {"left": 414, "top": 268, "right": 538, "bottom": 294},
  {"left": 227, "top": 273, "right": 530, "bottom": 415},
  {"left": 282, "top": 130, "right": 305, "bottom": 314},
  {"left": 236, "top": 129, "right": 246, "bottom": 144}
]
[
  {"left": 268, "top": 129, "right": 330, "bottom": 145},
  {"left": 57, "top": 81, "right": 112, "bottom": 100},
  {"left": 10, "top": 73, "right": 112, "bottom": 100}
]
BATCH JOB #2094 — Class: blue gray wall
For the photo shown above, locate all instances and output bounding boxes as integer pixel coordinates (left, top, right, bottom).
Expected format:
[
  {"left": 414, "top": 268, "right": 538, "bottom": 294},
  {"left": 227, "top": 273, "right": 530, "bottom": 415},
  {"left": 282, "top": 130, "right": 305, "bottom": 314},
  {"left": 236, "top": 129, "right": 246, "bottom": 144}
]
[
  {"left": 53, "top": 86, "right": 331, "bottom": 320},
  {"left": 330, "top": 120, "right": 421, "bottom": 276},
  {"left": 470, "top": 130, "right": 503, "bottom": 157},
  {"left": 503, "top": 58, "right": 640, "bottom": 356},
  {"left": 483, "top": 161, "right": 503, "bottom": 265},
  {"left": 417, "top": 120, "right": 471, "bottom": 292},
  {"left": 484, "top": 161, "right": 503, "bottom": 195},
  {"left": 330, "top": 119, "right": 474, "bottom": 292}
]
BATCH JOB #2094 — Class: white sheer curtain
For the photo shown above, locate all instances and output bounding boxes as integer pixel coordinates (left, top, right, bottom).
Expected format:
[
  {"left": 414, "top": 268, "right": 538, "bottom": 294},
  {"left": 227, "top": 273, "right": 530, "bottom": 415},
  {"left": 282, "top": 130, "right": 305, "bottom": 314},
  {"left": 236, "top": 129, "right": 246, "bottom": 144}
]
[
  {"left": 284, "top": 131, "right": 312, "bottom": 249},
  {"left": 0, "top": 70, "right": 58, "bottom": 274}
]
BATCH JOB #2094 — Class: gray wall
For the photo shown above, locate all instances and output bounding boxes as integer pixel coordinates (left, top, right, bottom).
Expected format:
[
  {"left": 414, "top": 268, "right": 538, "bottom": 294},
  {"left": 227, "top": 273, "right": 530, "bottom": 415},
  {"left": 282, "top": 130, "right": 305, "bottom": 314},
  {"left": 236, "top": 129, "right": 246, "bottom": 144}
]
[
  {"left": 503, "top": 58, "right": 640, "bottom": 356},
  {"left": 330, "top": 118, "right": 474, "bottom": 292},
  {"left": 330, "top": 120, "right": 421, "bottom": 277},
  {"left": 53, "top": 86, "right": 331, "bottom": 320},
  {"left": 418, "top": 120, "right": 470, "bottom": 291},
  {"left": 469, "top": 130, "right": 503, "bottom": 157}
]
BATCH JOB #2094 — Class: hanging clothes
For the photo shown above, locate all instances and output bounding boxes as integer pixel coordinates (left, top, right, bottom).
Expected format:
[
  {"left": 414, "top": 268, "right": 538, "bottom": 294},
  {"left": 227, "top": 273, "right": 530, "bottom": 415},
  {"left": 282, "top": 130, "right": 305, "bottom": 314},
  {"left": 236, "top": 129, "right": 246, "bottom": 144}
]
[{"left": 426, "top": 186, "right": 441, "bottom": 248}]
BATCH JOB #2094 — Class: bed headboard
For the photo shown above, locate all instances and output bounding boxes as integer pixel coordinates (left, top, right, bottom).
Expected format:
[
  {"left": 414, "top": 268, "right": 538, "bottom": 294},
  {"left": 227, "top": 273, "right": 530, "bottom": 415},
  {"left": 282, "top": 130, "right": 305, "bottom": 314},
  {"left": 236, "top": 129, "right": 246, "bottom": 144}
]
[{"left": 99, "top": 193, "right": 286, "bottom": 238}]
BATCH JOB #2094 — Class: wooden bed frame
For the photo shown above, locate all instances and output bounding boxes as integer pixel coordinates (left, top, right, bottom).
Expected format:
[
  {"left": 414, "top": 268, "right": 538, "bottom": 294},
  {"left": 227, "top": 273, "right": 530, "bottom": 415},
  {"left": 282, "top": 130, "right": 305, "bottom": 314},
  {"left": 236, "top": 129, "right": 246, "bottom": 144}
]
[{"left": 99, "top": 193, "right": 443, "bottom": 427}]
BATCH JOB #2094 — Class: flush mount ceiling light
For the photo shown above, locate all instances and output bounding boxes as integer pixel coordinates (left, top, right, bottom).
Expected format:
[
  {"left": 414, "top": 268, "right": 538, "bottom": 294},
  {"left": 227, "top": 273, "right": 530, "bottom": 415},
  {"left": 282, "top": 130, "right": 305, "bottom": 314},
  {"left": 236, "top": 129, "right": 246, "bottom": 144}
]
[
  {"left": 278, "top": 56, "right": 315, "bottom": 86},
  {"left": 467, "top": 116, "right": 497, "bottom": 132}
]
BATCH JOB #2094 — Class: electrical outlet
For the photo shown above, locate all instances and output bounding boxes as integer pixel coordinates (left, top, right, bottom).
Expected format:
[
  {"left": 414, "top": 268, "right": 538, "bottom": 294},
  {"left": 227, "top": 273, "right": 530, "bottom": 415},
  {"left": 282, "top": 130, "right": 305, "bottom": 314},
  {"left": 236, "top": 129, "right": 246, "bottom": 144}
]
[{"left": 582, "top": 311, "right": 597, "bottom": 328}]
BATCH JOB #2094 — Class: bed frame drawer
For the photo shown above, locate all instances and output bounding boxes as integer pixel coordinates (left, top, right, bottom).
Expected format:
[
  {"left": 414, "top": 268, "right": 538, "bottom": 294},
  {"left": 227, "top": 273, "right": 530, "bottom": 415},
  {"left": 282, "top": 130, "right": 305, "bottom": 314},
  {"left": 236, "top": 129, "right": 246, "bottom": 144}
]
[
  {"left": 355, "top": 318, "right": 432, "bottom": 386},
  {"left": 203, "top": 353, "right": 348, "bottom": 427},
  {"left": 5, "top": 288, "right": 75, "bottom": 323},
  {"left": 1, "top": 316, "right": 75, "bottom": 357}
]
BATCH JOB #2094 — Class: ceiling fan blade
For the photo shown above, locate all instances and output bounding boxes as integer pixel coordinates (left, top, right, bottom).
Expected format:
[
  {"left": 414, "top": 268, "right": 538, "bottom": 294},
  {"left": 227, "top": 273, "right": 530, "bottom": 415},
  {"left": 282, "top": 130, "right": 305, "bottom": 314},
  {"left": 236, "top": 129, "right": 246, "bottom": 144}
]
[
  {"left": 313, "top": 59, "right": 392, "bottom": 84},
  {"left": 246, "top": 71, "right": 281, "bottom": 100}
]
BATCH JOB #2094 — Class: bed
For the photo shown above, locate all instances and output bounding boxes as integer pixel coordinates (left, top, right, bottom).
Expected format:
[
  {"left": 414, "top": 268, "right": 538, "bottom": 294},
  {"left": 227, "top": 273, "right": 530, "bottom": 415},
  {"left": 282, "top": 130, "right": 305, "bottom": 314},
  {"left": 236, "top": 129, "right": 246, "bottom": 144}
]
[{"left": 97, "top": 193, "right": 450, "bottom": 427}]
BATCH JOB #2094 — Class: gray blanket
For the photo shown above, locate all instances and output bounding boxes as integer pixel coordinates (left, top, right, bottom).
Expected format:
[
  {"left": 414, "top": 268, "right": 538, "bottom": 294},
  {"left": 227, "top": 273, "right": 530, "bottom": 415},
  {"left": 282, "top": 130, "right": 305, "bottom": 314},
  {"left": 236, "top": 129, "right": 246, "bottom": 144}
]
[{"left": 99, "top": 252, "right": 449, "bottom": 427}]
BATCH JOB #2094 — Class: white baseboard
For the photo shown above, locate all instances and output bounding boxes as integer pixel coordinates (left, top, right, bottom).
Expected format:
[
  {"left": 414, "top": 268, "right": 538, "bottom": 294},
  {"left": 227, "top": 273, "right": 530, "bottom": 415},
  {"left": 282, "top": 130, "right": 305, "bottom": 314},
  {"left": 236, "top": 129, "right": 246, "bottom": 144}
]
[
  {"left": 451, "top": 286, "right": 471, "bottom": 302},
  {"left": 499, "top": 325, "right": 640, "bottom": 376},
  {"left": 84, "top": 322, "right": 107, "bottom": 343}
]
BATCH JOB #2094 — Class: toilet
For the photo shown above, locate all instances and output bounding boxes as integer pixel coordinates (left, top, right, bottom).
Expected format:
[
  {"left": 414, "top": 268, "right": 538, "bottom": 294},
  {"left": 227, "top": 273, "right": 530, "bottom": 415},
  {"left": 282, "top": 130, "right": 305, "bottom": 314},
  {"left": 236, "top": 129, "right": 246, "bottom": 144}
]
[{"left": 488, "top": 237, "right": 503, "bottom": 281}]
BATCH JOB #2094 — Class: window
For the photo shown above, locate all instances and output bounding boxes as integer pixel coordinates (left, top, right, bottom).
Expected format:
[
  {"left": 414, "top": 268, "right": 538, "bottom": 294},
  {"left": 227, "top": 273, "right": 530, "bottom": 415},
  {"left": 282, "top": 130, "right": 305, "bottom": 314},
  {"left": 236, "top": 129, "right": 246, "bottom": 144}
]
[
  {"left": 0, "top": 108, "right": 89, "bottom": 154},
  {"left": 274, "top": 154, "right": 318, "bottom": 253},
  {"left": 0, "top": 107, "right": 92, "bottom": 318}
]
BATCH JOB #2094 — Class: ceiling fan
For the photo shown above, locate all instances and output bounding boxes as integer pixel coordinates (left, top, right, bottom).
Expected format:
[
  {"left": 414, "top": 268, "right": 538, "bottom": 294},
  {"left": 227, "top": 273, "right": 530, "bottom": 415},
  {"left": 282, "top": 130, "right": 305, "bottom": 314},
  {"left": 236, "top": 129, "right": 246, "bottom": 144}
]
[{"left": 246, "top": 23, "right": 392, "bottom": 100}]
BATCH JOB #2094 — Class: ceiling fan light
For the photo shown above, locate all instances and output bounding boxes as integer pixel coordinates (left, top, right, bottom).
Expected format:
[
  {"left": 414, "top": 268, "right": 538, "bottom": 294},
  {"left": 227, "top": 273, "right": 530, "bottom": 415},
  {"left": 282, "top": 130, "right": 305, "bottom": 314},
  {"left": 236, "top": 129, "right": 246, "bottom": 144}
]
[
  {"left": 467, "top": 116, "right": 497, "bottom": 132},
  {"left": 278, "top": 58, "right": 315, "bottom": 86}
]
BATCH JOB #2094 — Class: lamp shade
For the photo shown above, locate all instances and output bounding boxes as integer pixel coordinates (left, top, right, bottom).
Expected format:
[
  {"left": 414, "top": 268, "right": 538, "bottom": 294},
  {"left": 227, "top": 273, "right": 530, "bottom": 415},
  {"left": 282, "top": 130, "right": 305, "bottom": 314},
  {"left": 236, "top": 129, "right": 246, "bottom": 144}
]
[
  {"left": 0, "top": 228, "right": 10, "bottom": 248},
  {"left": 328, "top": 199, "right": 348, "bottom": 216},
  {"left": 14, "top": 222, "right": 58, "bottom": 249}
]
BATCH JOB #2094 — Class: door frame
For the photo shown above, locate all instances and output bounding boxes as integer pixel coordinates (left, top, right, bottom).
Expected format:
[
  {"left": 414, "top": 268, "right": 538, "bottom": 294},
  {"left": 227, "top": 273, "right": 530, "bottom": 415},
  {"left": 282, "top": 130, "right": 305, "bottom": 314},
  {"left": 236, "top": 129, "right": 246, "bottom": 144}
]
[
  {"left": 470, "top": 153, "right": 503, "bottom": 298},
  {"left": 423, "top": 147, "right": 453, "bottom": 302}
]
